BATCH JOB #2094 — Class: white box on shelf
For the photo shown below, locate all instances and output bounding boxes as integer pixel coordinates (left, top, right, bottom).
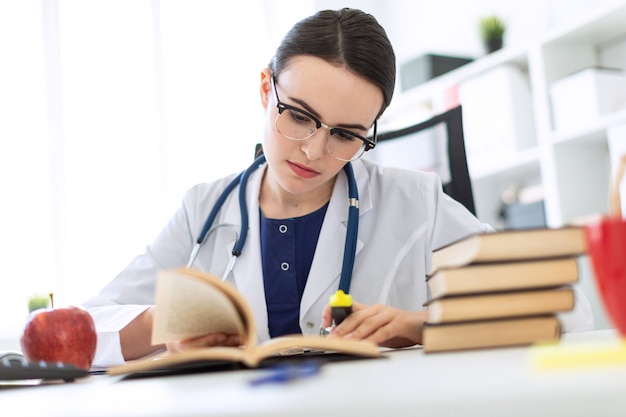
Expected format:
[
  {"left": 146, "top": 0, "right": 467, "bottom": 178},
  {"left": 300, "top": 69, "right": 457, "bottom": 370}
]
[
  {"left": 458, "top": 65, "right": 536, "bottom": 172},
  {"left": 550, "top": 67, "right": 626, "bottom": 131}
]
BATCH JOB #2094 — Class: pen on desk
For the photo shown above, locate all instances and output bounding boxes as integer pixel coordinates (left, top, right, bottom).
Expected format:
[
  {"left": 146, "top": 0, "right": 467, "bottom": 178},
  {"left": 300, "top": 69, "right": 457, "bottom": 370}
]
[{"left": 249, "top": 361, "right": 322, "bottom": 386}]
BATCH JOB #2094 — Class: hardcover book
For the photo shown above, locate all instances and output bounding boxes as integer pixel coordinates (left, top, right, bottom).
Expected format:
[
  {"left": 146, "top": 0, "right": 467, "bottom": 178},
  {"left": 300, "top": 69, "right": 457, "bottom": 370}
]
[
  {"left": 429, "top": 227, "right": 587, "bottom": 275},
  {"left": 426, "top": 287, "right": 575, "bottom": 324},
  {"left": 427, "top": 257, "right": 580, "bottom": 299},
  {"left": 422, "top": 316, "right": 561, "bottom": 353}
]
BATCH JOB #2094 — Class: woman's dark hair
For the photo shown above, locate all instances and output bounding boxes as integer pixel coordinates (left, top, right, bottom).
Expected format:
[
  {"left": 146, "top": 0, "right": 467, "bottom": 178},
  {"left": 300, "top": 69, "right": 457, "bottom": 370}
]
[{"left": 269, "top": 8, "right": 396, "bottom": 118}]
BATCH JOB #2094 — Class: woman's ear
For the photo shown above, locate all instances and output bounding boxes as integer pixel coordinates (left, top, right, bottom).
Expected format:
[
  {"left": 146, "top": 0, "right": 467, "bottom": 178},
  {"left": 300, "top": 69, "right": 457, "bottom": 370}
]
[{"left": 260, "top": 68, "right": 272, "bottom": 110}]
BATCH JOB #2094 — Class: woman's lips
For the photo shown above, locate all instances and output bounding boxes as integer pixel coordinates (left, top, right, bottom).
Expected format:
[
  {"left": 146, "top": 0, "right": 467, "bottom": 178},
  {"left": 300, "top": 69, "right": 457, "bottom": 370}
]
[{"left": 288, "top": 161, "right": 319, "bottom": 179}]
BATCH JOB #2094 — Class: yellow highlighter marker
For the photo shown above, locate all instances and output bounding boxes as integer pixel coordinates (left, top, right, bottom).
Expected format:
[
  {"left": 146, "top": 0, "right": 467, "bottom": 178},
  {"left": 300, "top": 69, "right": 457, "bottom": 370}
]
[{"left": 330, "top": 290, "right": 353, "bottom": 326}]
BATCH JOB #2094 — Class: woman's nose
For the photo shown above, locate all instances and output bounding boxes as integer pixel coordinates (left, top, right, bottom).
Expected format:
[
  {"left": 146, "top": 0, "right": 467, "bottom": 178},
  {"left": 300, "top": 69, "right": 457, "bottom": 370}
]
[{"left": 300, "top": 128, "right": 328, "bottom": 161}]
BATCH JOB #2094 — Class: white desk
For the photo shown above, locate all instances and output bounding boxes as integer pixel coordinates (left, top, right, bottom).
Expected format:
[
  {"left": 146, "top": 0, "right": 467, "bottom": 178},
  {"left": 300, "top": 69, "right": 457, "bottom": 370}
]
[{"left": 2, "top": 329, "right": 625, "bottom": 417}]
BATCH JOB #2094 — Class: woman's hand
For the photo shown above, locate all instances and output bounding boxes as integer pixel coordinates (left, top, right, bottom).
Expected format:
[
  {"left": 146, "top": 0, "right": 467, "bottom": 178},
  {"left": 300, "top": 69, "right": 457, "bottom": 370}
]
[
  {"left": 120, "top": 307, "right": 241, "bottom": 359},
  {"left": 167, "top": 333, "right": 241, "bottom": 353},
  {"left": 321, "top": 301, "right": 428, "bottom": 348}
]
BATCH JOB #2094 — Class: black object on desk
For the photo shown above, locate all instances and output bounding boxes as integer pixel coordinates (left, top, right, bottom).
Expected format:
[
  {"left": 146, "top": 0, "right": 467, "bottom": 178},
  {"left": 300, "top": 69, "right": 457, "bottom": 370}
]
[{"left": 0, "top": 351, "right": 90, "bottom": 382}]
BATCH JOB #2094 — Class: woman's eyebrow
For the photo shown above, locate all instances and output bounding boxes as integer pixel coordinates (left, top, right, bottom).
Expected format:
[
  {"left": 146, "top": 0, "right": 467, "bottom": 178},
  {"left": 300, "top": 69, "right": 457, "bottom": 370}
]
[
  {"left": 288, "top": 96, "right": 369, "bottom": 131},
  {"left": 289, "top": 96, "right": 322, "bottom": 118}
]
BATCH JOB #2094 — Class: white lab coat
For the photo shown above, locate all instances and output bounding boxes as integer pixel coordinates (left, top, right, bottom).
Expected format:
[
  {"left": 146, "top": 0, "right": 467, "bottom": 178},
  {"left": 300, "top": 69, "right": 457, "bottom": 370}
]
[{"left": 84, "top": 158, "right": 593, "bottom": 366}]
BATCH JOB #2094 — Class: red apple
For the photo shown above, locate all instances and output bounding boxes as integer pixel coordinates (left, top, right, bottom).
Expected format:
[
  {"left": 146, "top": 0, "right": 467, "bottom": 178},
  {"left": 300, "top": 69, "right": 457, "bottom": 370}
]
[{"left": 20, "top": 306, "right": 97, "bottom": 370}]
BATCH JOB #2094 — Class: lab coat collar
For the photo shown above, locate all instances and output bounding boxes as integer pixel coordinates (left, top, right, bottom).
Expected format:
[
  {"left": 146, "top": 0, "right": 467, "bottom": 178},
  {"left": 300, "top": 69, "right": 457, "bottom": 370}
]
[
  {"left": 299, "top": 160, "right": 371, "bottom": 322},
  {"left": 220, "top": 163, "right": 269, "bottom": 342}
]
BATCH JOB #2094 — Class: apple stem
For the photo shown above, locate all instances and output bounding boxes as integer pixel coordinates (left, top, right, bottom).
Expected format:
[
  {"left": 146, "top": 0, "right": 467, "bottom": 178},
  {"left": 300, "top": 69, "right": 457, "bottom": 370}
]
[{"left": 49, "top": 292, "right": 54, "bottom": 309}]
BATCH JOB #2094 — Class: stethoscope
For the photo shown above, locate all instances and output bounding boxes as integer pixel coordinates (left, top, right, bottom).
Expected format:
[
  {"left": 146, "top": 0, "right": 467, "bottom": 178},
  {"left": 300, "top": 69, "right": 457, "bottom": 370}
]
[{"left": 186, "top": 154, "right": 360, "bottom": 294}]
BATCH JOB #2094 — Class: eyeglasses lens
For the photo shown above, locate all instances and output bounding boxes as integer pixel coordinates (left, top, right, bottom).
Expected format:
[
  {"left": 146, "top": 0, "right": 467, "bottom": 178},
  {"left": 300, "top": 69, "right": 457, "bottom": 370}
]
[{"left": 275, "top": 109, "right": 369, "bottom": 162}]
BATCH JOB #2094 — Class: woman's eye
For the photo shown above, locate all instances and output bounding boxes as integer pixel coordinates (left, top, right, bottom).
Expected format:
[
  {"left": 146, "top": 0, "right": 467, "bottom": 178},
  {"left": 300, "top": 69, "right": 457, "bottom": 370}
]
[
  {"left": 333, "top": 130, "right": 358, "bottom": 142},
  {"left": 288, "top": 109, "right": 313, "bottom": 125}
]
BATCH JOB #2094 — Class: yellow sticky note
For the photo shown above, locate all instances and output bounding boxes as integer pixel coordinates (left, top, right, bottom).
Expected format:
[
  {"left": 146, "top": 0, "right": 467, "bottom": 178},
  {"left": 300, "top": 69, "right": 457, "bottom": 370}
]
[{"left": 531, "top": 338, "right": 626, "bottom": 371}]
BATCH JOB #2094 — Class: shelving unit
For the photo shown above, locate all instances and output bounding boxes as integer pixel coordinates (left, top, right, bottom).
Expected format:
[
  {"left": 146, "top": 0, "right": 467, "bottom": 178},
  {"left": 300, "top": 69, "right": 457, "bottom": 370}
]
[{"left": 380, "top": 1, "right": 626, "bottom": 231}]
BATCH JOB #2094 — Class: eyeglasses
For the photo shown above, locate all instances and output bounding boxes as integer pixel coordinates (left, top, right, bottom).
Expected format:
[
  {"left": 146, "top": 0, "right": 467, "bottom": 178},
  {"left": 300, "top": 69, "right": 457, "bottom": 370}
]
[{"left": 271, "top": 77, "right": 377, "bottom": 162}]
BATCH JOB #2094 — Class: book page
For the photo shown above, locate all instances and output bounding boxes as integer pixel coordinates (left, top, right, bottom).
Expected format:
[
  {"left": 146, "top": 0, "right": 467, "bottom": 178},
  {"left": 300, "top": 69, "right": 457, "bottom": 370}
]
[
  {"left": 245, "top": 335, "right": 382, "bottom": 367},
  {"left": 152, "top": 269, "right": 245, "bottom": 345},
  {"left": 107, "top": 346, "right": 247, "bottom": 376}
]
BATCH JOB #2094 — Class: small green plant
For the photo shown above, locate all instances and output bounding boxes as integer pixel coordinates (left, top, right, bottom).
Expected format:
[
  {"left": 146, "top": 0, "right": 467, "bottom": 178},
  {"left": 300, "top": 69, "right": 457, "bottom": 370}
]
[
  {"left": 479, "top": 15, "right": 506, "bottom": 42},
  {"left": 479, "top": 15, "right": 506, "bottom": 53}
]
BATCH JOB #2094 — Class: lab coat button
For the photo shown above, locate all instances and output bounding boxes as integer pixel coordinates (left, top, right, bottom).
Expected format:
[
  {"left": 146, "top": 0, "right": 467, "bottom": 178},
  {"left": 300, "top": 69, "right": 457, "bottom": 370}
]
[
  {"left": 306, "top": 321, "right": 315, "bottom": 329},
  {"left": 281, "top": 262, "right": 289, "bottom": 271},
  {"left": 279, "top": 224, "right": 287, "bottom": 233}
]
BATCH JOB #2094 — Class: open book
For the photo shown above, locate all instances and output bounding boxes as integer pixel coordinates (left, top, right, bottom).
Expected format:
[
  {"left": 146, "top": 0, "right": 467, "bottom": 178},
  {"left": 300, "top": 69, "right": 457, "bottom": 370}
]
[{"left": 107, "top": 268, "right": 381, "bottom": 375}]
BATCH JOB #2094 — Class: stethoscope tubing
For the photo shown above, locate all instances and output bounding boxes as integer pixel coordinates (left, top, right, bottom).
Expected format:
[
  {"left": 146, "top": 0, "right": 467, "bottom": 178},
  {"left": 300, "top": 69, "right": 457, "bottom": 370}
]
[
  {"left": 339, "top": 162, "right": 359, "bottom": 293},
  {"left": 186, "top": 154, "right": 358, "bottom": 293}
]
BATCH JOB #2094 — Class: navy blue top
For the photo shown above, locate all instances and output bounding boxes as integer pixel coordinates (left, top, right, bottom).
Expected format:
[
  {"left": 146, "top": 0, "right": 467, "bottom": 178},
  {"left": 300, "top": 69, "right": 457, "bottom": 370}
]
[{"left": 260, "top": 203, "right": 329, "bottom": 338}]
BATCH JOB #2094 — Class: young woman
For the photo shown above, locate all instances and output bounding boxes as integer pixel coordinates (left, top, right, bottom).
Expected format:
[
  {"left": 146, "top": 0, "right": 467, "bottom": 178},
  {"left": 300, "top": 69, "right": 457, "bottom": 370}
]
[{"left": 84, "top": 8, "right": 592, "bottom": 367}]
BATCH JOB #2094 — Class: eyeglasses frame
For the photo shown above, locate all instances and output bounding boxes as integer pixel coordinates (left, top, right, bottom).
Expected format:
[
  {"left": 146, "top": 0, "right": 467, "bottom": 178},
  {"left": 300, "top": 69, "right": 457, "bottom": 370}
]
[{"left": 270, "top": 76, "right": 377, "bottom": 159}]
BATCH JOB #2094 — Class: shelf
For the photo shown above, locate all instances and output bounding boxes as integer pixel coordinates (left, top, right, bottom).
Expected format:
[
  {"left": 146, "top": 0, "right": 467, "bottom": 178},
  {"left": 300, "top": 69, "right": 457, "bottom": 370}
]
[
  {"left": 382, "top": 45, "right": 529, "bottom": 122},
  {"left": 542, "top": 2, "right": 626, "bottom": 47},
  {"left": 383, "top": 1, "right": 626, "bottom": 231},
  {"left": 395, "top": 3, "right": 626, "bottom": 112},
  {"left": 386, "top": 1, "right": 626, "bottom": 119},
  {"left": 551, "top": 108, "right": 626, "bottom": 145},
  {"left": 469, "top": 146, "right": 541, "bottom": 181}
]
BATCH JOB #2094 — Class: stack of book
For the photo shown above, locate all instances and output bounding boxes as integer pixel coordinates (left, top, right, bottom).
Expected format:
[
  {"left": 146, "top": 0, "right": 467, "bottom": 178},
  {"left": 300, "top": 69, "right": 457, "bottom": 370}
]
[{"left": 422, "top": 227, "right": 587, "bottom": 353}]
